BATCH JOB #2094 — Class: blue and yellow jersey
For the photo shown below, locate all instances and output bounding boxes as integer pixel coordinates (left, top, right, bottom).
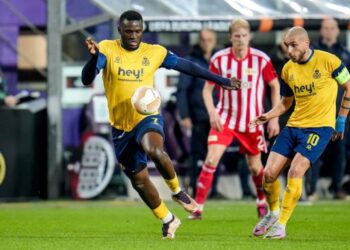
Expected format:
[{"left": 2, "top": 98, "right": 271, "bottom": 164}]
[
  {"left": 96, "top": 39, "right": 177, "bottom": 131},
  {"left": 281, "top": 49, "right": 350, "bottom": 129}
]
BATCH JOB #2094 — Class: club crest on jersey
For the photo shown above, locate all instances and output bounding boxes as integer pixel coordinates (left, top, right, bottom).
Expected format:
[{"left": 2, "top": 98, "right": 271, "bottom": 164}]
[
  {"left": 114, "top": 57, "right": 121, "bottom": 64},
  {"left": 142, "top": 57, "right": 150, "bottom": 66},
  {"left": 313, "top": 69, "right": 321, "bottom": 79},
  {"left": 289, "top": 74, "right": 294, "bottom": 82},
  {"left": 244, "top": 68, "right": 256, "bottom": 76}
]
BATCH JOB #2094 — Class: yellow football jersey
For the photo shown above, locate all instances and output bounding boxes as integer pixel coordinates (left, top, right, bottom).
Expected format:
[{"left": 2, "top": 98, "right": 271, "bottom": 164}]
[
  {"left": 281, "top": 49, "right": 350, "bottom": 128},
  {"left": 97, "top": 39, "right": 170, "bottom": 131}
]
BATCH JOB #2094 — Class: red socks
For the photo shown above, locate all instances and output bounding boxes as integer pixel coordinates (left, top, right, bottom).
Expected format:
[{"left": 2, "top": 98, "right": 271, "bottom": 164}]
[
  {"left": 196, "top": 164, "right": 264, "bottom": 203},
  {"left": 195, "top": 164, "right": 216, "bottom": 205},
  {"left": 252, "top": 167, "right": 265, "bottom": 201}
]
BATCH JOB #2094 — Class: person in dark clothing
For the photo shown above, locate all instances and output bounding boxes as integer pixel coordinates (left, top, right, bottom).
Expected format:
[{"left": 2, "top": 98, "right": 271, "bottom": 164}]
[
  {"left": 0, "top": 67, "right": 18, "bottom": 185},
  {"left": 0, "top": 68, "right": 18, "bottom": 107},
  {"left": 309, "top": 17, "right": 350, "bottom": 200},
  {"left": 176, "top": 28, "right": 223, "bottom": 198}
]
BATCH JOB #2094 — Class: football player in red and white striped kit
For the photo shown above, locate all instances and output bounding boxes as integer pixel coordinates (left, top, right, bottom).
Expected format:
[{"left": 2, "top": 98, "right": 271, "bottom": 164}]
[{"left": 189, "top": 18, "right": 280, "bottom": 220}]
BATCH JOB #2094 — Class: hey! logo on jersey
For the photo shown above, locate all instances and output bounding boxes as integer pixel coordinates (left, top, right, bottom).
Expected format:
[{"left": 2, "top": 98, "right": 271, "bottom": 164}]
[
  {"left": 118, "top": 67, "right": 144, "bottom": 80},
  {"left": 294, "top": 82, "right": 316, "bottom": 96}
]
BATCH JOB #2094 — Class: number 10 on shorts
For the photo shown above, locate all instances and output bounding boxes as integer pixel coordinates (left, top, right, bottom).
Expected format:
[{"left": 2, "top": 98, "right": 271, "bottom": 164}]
[{"left": 307, "top": 133, "right": 320, "bottom": 146}]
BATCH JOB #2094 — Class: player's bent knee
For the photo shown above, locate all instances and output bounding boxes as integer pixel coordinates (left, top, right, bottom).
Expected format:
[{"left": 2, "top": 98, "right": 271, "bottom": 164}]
[
  {"left": 145, "top": 147, "right": 164, "bottom": 161},
  {"left": 288, "top": 167, "right": 306, "bottom": 178},
  {"left": 263, "top": 168, "right": 278, "bottom": 183},
  {"left": 205, "top": 157, "right": 219, "bottom": 167},
  {"left": 205, "top": 154, "right": 220, "bottom": 167},
  {"left": 131, "top": 171, "right": 149, "bottom": 189},
  {"left": 132, "top": 177, "right": 152, "bottom": 192},
  {"left": 133, "top": 182, "right": 145, "bottom": 190},
  {"left": 248, "top": 165, "right": 262, "bottom": 176}
]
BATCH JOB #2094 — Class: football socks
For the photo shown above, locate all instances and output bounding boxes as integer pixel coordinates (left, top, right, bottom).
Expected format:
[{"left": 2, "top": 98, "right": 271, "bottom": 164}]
[
  {"left": 263, "top": 178, "right": 281, "bottom": 212},
  {"left": 164, "top": 175, "right": 181, "bottom": 194},
  {"left": 152, "top": 201, "right": 171, "bottom": 222},
  {"left": 252, "top": 167, "right": 265, "bottom": 201},
  {"left": 279, "top": 178, "right": 302, "bottom": 225},
  {"left": 195, "top": 164, "right": 217, "bottom": 204}
]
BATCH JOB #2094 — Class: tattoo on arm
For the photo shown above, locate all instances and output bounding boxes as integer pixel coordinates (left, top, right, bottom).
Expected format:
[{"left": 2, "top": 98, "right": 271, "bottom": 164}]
[{"left": 341, "top": 105, "right": 350, "bottom": 110}]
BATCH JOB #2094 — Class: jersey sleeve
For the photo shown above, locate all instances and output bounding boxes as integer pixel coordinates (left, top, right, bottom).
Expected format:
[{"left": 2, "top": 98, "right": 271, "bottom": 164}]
[
  {"left": 96, "top": 40, "right": 108, "bottom": 72},
  {"left": 207, "top": 58, "right": 220, "bottom": 85},
  {"left": 262, "top": 60, "right": 278, "bottom": 83},
  {"left": 332, "top": 62, "right": 350, "bottom": 85},
  {"left": 160, "top": 50, "right": 178, "bottom": 69}
]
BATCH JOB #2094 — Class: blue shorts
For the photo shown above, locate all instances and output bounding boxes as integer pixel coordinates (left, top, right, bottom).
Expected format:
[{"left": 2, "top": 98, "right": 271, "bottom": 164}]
[
  {"left": 271, "top": 126, "right": 333, "bottom": 164},
  {"left": 111, "top": 115, "right": 164, "bottom": 177}
]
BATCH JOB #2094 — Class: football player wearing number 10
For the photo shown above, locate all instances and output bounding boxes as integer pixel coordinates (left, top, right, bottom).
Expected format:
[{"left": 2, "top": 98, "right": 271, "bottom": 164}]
[
  {"left": 81, "top": 10, "right": 240, "bottom": 239},
  {"left": 249, "top": 26, "right": 350, "bottom": 239}
]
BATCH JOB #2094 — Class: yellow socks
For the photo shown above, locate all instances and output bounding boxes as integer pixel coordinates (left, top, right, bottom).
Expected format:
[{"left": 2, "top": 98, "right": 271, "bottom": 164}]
[
  {"left": 152, "top": 201, "right": 173, "bottom": 223},
  {"left": 164, "top": 175, "right": 181, "bottom": 194},
  {"left": 279, "top": 178, "right": 302, "bottom": 225},
  {"left": 263, "top": 178, "right": 281, "bottom": 212}
]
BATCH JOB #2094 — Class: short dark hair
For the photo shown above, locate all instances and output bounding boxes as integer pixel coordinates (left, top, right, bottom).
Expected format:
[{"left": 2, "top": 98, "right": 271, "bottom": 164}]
[{"left": 119, "top": 10, "right": 143, "bottom": 24}]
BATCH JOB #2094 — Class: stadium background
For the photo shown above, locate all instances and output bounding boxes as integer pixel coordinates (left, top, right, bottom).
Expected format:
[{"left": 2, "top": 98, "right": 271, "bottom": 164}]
[{"left": 0, "top": 0, "right": 350, "bottom": 201}]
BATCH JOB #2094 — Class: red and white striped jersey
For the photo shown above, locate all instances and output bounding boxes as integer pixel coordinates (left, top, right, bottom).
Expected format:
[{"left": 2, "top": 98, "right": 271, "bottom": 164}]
[{"left": 208, "top": 47, "right": 277, "bottom": 132}]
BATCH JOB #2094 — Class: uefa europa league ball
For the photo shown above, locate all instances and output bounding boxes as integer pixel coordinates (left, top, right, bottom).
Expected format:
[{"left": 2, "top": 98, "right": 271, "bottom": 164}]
[{"left": 131, "top": 86, "right": 161, "bottom": 115}]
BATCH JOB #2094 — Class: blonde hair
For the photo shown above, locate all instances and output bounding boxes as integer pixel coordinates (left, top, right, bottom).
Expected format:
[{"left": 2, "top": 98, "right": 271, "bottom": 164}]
[{"left": 229, "top": 18, "right": 250, "bottom": 34}]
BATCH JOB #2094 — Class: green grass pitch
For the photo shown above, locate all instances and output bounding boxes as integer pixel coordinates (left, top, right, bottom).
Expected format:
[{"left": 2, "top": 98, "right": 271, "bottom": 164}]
[{"left": 0, "top": 200, "right": 349, "bottom": 249}]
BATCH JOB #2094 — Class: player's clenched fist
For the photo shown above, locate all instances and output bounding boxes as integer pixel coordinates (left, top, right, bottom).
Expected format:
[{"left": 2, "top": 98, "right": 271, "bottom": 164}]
[
  {"left": 222, "top": 77, "right": 241, "bottom": 90},
  {"left": 249, "top": 113, "right": 269, "bottom": 128},
  {"left": 230, "top": 77, "right": 241, "bottom": 90},
  {"left": 85, "top": 37, "right": 99, "bottom": 55}
]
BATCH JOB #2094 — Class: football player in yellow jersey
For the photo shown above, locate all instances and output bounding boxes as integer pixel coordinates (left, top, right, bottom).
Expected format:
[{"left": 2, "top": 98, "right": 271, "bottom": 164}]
[
  {"left": 82, "top": 10, "right": 240, "bottom": 239},
  {"left": 250, "top": 26, "right": 350, "bottom": 239}
]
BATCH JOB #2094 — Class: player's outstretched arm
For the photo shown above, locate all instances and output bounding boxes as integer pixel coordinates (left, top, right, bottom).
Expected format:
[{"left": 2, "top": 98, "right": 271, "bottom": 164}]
[
  {"left": 249, "top": 96, "right": 293, "bottom": 128},
  {"left": 81, "top": 55, "right": 98, "bottom": 85},
  {"left": 333, "top": 79, "right": 350, "bottom": 141},
  {"left": 81, "top": 37, "right": 100, "bottom": 86},
  {"left": 173, "top": 57, "right": 241, "bottom": 90}
]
